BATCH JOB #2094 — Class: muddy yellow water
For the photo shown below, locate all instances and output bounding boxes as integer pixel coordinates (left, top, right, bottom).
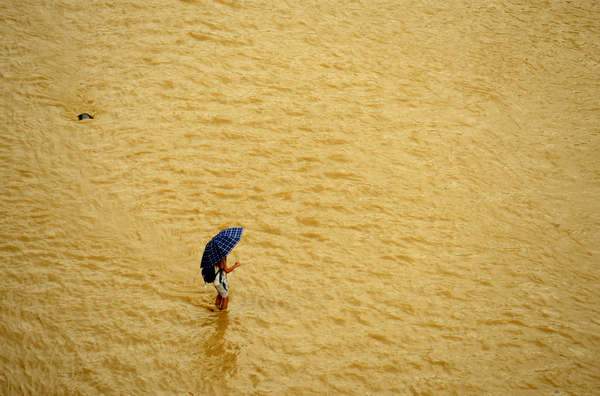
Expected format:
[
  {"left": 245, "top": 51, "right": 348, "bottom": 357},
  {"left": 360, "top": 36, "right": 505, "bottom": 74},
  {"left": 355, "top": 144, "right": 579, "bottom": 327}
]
[{"left": 1, "top": 0, "right": 599, "bottom": 394}]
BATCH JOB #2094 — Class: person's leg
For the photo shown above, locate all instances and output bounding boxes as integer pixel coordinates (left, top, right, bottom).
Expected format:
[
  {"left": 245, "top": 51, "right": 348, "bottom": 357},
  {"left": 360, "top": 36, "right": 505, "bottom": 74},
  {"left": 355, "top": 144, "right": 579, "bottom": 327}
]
[
  {"left": 220, "top": 296, "right": 229, "bottom": 310},
  {"left": 215, "top": 294, "right": 222, "bottom": 307}
]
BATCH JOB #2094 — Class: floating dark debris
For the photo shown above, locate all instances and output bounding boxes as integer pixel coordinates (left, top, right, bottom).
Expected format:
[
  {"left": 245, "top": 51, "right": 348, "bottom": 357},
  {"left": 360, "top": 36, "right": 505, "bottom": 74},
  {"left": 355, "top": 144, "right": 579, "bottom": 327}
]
[{"left": 77, "top": 113, "right": 94, "bottom": 120}]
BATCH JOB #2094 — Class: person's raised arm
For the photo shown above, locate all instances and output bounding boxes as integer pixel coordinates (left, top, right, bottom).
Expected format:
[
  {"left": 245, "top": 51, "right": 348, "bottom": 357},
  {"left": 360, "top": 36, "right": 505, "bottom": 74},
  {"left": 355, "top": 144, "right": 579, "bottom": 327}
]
[{"left": 224, "top": 261, "right": 241, "bottom": 273}]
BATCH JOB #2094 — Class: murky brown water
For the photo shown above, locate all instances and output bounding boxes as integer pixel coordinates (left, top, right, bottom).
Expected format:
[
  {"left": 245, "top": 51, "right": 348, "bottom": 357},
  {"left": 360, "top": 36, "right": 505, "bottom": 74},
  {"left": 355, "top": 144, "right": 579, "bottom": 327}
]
[{"left": 1, "top": 1, "right": 599, "bottom": 394}]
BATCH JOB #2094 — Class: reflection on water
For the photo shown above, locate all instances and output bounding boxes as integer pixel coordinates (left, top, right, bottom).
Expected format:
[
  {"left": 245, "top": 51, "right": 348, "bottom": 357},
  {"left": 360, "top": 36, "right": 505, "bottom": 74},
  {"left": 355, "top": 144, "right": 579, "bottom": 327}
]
[
  {"left": 206, "top": 314, "right": 235, "bottom": 363},
  {"left": 202, "top": 313, "right": 240, "bottom": 393},
  {"left": 1, "top": 0, "right": 599, "bottom": 394}
]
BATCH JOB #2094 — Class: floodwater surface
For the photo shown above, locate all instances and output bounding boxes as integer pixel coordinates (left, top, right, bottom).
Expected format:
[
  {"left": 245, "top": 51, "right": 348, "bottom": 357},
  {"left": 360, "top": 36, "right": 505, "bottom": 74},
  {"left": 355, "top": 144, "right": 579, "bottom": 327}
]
[{"left": 1, "top": 0, "right": 599, "bottom": 394}]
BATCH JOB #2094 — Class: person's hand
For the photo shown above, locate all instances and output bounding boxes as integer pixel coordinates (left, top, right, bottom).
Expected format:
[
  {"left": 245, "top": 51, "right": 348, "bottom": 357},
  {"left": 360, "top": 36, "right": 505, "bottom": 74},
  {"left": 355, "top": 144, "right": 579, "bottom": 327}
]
[{"left": 235, "top": 261, "right": 241, "bottom": 267}]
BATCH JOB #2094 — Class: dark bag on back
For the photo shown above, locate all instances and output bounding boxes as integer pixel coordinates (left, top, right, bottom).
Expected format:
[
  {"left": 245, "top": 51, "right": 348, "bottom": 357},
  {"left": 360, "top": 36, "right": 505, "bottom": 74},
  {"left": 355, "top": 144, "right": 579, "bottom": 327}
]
[{"left": 202, "top": 266, "right": 216, "bottom": 283}]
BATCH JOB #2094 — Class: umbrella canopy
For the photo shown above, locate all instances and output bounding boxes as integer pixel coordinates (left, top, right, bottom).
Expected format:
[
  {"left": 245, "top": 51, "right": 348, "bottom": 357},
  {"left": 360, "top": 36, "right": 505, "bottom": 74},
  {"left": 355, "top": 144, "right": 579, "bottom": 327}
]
[{"left": 201, "top": 227, "right": 243, "bottom": 282}]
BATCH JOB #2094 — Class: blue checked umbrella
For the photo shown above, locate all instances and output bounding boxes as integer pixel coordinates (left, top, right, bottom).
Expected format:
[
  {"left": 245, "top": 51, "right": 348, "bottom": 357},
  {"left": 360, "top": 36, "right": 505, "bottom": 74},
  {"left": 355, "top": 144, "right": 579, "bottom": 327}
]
[{"left": 201, "top": 227, "right": 243, "bottom": 282}]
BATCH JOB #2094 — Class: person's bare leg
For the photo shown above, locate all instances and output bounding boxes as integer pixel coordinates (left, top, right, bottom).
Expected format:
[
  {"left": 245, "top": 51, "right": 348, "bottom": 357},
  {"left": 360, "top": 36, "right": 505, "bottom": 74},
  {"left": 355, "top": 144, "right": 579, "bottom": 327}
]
[
  {"left": 220, "top": 296, "right": 229, "bottom": 310},
  {"left": 215, "top": 294, "right": 222, "bottom": 307}
]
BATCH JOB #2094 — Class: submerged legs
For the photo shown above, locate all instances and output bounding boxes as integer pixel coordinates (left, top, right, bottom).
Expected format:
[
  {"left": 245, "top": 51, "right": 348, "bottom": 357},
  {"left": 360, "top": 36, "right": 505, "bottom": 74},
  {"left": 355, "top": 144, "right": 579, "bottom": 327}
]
[{"left": 215, "top": 294, "right": 229, "bottom": 310}]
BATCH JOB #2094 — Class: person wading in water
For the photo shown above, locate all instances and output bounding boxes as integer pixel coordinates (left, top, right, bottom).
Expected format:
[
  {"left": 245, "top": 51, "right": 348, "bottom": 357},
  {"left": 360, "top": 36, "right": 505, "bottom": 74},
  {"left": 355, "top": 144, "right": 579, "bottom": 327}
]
[{"left": 213, "top": 256, "right": 241, "bottom": 310}]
